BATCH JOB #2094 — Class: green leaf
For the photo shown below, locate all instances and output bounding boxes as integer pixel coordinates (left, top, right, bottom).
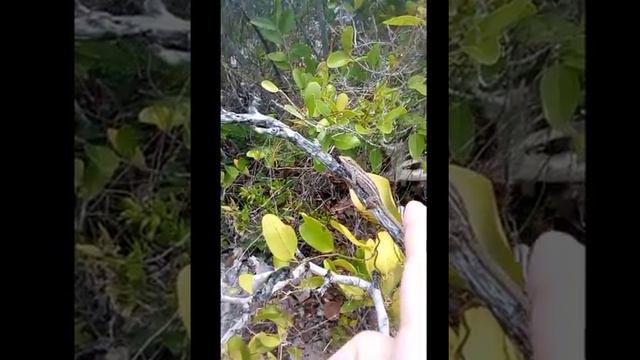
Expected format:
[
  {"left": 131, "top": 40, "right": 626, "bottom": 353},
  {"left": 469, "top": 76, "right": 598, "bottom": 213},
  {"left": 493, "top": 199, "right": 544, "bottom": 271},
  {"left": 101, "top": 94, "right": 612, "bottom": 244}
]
[
  {"left": 513, "top": 14, "right": 581, "bottom": 45},
  {"left": 332, "top": 133, "right": 361, "bottom": 150},
  {"left": 75, "top": 158, "right": 84, "bottom": 190},
  {"left": 251, "top": 17, "right": 277, "bottom": 31},
  {"left": 316, "top": 100, "right": 331, "bottom": 116},
  {"left": 341, "top": 26, "right": 354, "bottom": 54},
  {"left": 246, "top": 149, "right": 265, "bottom": 160},
  {"left": 130, "top": 147, "right": 147, "bottom": 169},
  {"left": 478, "top": 0, "right": 536, "bottom": 37},
  {"left": 261, "top": 80, "right": 280, "bottom": 93},
  {"left": 284, "top": 105, "right": 305, "bottom": 120},
  {"left": 176, "top": 265, "right": 191, "bottom": 338},
  {"left": 366, "top": 44, "right": 381, "bottom": 68},
  {"left": 248, "top": 332, "right": 281, "bottom": 354},
  {"left": 75, "top": 244, "right": 103, "bottom": 257},
  {"left": 292, "top": 68, "right": 305, "bottom": 90},
  {"left": 226, "top": 335, "right": 251, "bottom": 360},
  {"left": 368, "top": 148, "right": 383, "bottom": 173},
  {"left": 255, "top": 304, "right": 292, "bottom": 330},
  {"left": 258, "top": 28, "right": 284, "bottom": 45},
  {"left": 408, "top": 133, "right": 426, "bottom": 161},
  {"left": 299, "top": 213, "right": 334, "bottom": 253},
  {"left": 107, "top": 126, "right": 138, "bottom": 159},
  {"left": 86, "top": 144, "right": 120, "bottom": 177},
  {"left": 333, "top": 259, "right": 358, "bottom": 274},
  {"left": 354, "top": 123, "right": 372, "bottom": 135},
  {"left": 449, "top": 102, "right": 475, "bottom": 164},
  {"left": 222, "top": 165, "right": 240, "bottom": 188},
  {"left": 407, "top": 75, "right": 427, "bottom": 96},
  {"left": 304, "top": 81, "right": 322, "bottom": 116},
  {"left": 278, "top": 9, "right": 295, "bottom": 34},
  {"left": 377, "top": 106, "right": 406, "bottom": 134},
  {"left": 327, "top": 51, "right": 352, "bottom": 68},
  {"left": 382, "top": 15, "right": 425, "bottom": 26},
  {"left": 462, "top": 35, "right": 501, "bottom": 65},
  {"left": 540, "top": 63, "right": 580, "bottom": 131},
  {"left": 341, "top": 298, "right": 371, "bottom": 313},
  {"left": 139, "top": 104, "right": 187, "bottom": 132},
  {"left": 336, "top": 93, "right": 349, "bottom": 111},
  {"left": 304, "top": 81, "right": 321, "bottom": 100},
  {"left": 354, "top": 0, "right": 365, "bottom": 10},
  {"left": 291, "top": 43, "right": 312, "bottom": 59},
  {"left": 81, "top": 162, "right": 110, "bottom": 199},
  {"left": 262, "top": 214, "right": 298, "bottom": 261},
  {"left": 267, "top": 51, "right": 287, "bottom": 62}
]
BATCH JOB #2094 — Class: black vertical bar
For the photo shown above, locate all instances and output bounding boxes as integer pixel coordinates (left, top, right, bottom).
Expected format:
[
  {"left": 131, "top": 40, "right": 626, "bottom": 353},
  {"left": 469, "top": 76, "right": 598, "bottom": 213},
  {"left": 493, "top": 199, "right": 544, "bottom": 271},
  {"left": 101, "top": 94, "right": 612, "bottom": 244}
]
[
  {"left": 191, "top": 0, "right": 221, "bottom": 358},
  {"left": 427, "top": 0, "right": 448, "bottom": 358}
]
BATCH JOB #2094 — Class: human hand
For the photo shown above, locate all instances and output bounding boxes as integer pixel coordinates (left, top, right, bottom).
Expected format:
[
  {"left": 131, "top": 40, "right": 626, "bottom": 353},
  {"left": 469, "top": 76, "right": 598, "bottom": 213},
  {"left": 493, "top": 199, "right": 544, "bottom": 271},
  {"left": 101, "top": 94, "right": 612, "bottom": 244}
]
[
  {"left": 328, "top": 200, "right": 426, "bottom": 360},
  {"left": 329, "top": 204, "right": 585, "bottom": 360}
]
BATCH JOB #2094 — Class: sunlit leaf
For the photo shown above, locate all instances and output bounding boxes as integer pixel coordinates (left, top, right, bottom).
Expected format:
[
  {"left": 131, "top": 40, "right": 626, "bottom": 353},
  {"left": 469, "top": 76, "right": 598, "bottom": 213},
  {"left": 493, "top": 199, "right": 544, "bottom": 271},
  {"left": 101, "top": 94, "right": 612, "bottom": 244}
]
[
  {"left": 449, "top": 165, "right": 524, "bottom": 286},
  {"left": 408, "top": 75, "right": 427, "bottom": 96},
  {"left": 329, "top": 220, "right": 370, "bottom": 248},
  {"left": 332, "top": 133, "right": 361, "bottom": 150},
  {"left": 261, "top": 80, "right": 280, "bottom": 93},
  {"left": 284, "top": 105, "right": 305, "bottom": 120},
  {"left": 248, "top": 332, "right": 281, "bottom": 354},
  {"left": 226, "top": 335, "right": 250, "bottom": 360},
  {"left": 299, "top": 213, "right": 334, "bottom": 253},
  {"left": 327, "top": 51, "right": 352, "bottom": 68},
  {"left": 383, "top": 15, "right": 425, "bottom": 26},
  {"left": 341, "top": 26, "right": 354, "bottom": 54},
  {"left": 261, "top": 214, "right": 298, "bottom": 261},
  {"left": 336, "top": 93, "right": 349, "bottom": 111},
  {"left": 239, "top": 273, "right": 254, "bottom": 294}
]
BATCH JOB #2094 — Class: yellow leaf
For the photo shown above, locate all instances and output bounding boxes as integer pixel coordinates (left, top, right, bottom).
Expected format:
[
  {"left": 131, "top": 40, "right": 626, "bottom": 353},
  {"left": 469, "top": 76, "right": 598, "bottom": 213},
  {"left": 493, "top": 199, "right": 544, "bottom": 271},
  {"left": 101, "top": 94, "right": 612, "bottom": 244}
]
[
  {"left": 226, "top": 335, "right": 251, "bottom": 360},
  {"left": 239, "top": 273, "right": 254, "bottom": 294},
  {"left": 324, "top": 259, "right": 366, "bottom": 299},
  {"left": 336, "top": 93, "right": 349, "bottom": 111},
  {"left": 284, "top": 104, "right": 305, "bottom": 120},
  {"left": 332, "top": 259, "right": 358, "bottom": 274},
  {"left": 461, "top": 307, "right": 522, "bottom": 360},
  {"left": 329, "top": 220, "right": 370, "bottom": 248},
  {"left": 273, "top": 256, "right": 289, "bottom": 269},
  {"left": 261, "top": 214, "right": 297, "bottom": 261},
  {"left": 261, "top": 80, "right": 280, "bottom": 93},
  {"left": 248, "top": 332, "right": 281, "bottom": 354},
  {"left": 449, "top": 165, "right": 524, "bottom": 287},
  {"left": 364, "top": 232, "right": 404, "bottom": 276},
  {"left": 347, "top": 173, "right": 402, "bottom": 223},
  {"left": 176, "top": 265, "right": 191, "bottom": 338},
  {"left": 389, "top": 288, "right": 401, "bottom": 327}
]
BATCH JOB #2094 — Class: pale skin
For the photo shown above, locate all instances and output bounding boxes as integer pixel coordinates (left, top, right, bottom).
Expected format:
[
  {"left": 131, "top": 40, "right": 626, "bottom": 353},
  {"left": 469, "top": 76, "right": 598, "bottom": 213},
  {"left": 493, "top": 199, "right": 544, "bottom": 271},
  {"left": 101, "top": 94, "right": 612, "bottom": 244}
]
[{"left": 329, "top": 201, "right": 585, "bottom": 360}]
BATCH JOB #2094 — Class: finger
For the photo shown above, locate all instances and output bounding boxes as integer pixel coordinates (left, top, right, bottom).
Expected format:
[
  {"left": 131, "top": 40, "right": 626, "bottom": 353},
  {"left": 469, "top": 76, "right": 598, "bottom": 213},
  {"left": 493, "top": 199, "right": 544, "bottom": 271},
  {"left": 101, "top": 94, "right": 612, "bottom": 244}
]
[
  {"left": 328, "top": 331, "right": 394, "bottom": 360},
  {"left": 527, "top": 231, "right": 585, "bottom": 360},
  {"left": 395, "top": 200, "right": 427, "bottom": 359}
]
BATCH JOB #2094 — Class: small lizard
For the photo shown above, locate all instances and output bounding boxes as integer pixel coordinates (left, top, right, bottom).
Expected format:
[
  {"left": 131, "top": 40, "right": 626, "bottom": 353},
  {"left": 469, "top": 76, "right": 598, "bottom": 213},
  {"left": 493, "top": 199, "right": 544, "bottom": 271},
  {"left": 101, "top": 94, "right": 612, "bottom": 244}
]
[{"left": 338, "top": 156, "right": 405, "bottom": 250}]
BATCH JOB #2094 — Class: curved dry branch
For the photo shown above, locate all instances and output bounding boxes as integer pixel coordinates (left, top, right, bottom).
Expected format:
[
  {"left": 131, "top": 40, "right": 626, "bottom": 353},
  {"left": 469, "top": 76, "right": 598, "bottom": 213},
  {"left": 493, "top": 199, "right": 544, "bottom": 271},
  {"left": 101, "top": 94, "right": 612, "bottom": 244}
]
[
  {"left": 220, "top": 260, "right": 389, "bottom": 346},
  {"left": 220, "top": 108, "right": 405, "bottom": 248}
]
